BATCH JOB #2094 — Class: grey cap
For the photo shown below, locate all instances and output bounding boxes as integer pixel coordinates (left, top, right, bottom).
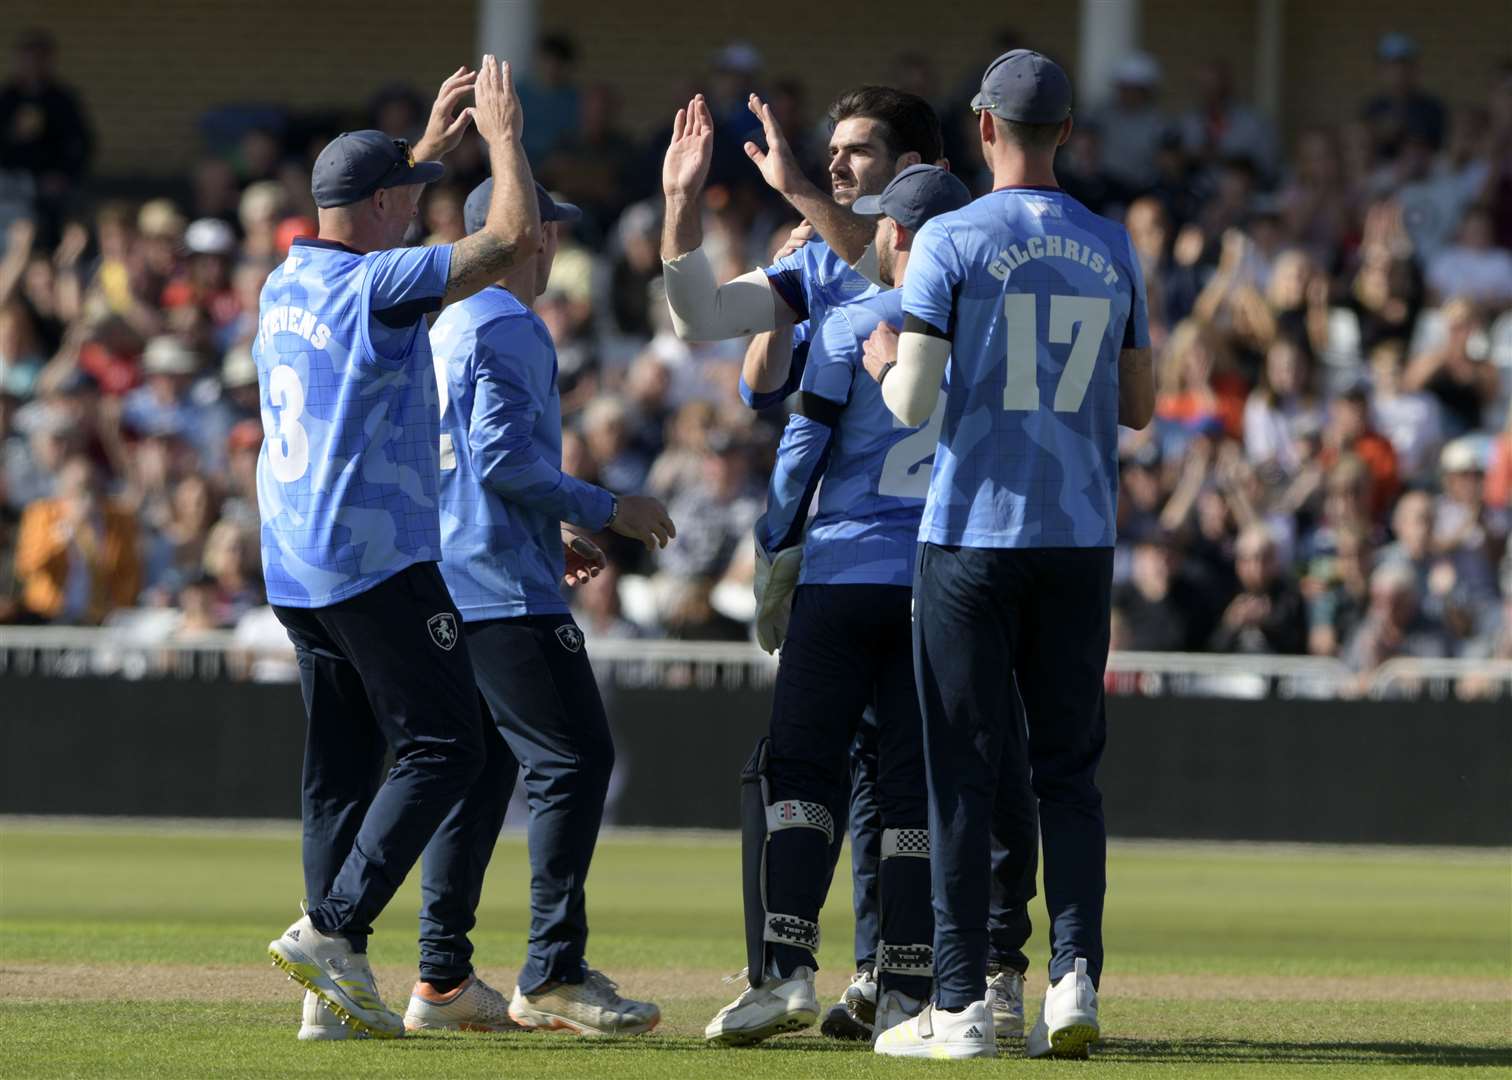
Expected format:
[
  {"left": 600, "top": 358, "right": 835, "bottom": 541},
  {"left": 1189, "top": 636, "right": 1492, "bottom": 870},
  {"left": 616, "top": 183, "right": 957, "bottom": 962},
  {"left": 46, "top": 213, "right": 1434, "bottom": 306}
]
[
  {"left": 970, "top": 49, "right": 1073, "bottom": 124},
  {"left": 464, "top": 179, "right": 582, "bottom": 235},
  {"left": 311, "top": 130, "right": 445, "bottom": 209},
  {"left": 851, "top": 164, "right": 972, "bottom": 231}
]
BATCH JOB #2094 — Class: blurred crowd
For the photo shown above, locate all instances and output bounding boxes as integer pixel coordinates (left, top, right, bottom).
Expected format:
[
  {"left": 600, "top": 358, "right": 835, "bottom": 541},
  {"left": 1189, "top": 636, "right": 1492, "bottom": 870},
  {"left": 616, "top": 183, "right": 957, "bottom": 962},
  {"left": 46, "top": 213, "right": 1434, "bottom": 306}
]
[{"left": 1, "top": 28, "right": 1510, "bottom": 684}]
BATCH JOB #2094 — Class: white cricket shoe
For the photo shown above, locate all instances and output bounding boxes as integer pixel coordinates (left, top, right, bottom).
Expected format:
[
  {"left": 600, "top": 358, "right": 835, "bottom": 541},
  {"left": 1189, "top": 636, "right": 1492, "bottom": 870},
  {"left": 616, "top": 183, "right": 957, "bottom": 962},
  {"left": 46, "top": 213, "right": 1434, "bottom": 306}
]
[
  {"left": 874, "top": 999, "right": 995, "bottom": 1059},
  {"left": 1026, "top": 957, "right": 1099, "bottom": 1059},
  {"left": 871, "top": 987, "right": 926, "bottom": 1046},
  {"left": 704, "top": 965, "right": 819, "bottom": 1046},
  {"left": 508, "top": 968, "right": 660, "bottom": 1036},
  {"left": 298, "top": 990, "right": 358, "bottom": 1041},
  {"left": 985, "top": 965, "right": 1026, "bottom": 1038},
  {"left": 404, "top": 974, "right": 521, "bottom": 1033},
  {"left": 268, "top": 914, "right": 403, "bottom": 1039},
  {"left": 819, "top": 966, "right": 876, "bottom": 1040}
]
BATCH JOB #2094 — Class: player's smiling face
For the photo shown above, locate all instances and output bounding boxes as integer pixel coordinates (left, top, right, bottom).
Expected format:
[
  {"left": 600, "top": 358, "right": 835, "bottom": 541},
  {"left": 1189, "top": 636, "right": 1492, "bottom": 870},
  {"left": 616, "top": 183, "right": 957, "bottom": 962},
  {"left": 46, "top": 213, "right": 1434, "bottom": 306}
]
[{"left": 828, "top": 118, "right": 894, "bottom": 205}]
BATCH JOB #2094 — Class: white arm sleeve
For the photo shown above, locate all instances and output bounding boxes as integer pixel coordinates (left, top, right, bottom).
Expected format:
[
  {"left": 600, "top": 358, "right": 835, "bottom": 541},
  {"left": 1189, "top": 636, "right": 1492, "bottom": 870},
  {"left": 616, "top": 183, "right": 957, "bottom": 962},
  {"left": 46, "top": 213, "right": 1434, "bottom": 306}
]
[
  {"left": 881, "top": 331, "right": 950, "bottom": 427},
  {"left": 850, "top": 243, "right": 885, "bottom": 288},
  {"left": 660, "top": 248, "right": 781, "bottom": 341}
]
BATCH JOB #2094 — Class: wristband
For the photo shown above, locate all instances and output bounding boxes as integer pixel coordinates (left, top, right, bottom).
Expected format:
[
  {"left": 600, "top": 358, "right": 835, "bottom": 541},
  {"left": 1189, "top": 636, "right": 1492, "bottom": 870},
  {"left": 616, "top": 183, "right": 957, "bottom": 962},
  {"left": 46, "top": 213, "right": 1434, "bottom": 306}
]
[
  {"left": 604, "top": 493, "right": 619, "bottom": 528},
  {"left": 875, "top": 360, "right": 897, "bottom": 385}
]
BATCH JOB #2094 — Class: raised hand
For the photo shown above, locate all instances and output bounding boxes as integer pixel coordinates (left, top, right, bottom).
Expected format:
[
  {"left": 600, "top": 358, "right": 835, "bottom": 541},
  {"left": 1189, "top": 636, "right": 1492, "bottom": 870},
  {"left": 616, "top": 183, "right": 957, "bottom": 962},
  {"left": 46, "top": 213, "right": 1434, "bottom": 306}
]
[
  {"left": 472, "top": 54, "right": 523, "bottom": 147},
  {"left": 662, "top": 94, "right": 714, "bottom": 198},
  {"left": 743, "top": 93, "right": 806, "bottom": 198},
  {"left": 415, "top": 65, "right": 477, "bottom": 161}
]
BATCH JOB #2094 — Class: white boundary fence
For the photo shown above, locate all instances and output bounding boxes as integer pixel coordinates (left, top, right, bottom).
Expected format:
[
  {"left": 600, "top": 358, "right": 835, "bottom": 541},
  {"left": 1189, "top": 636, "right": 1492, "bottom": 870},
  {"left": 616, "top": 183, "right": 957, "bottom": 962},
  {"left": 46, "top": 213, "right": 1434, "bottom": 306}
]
[{"left": 1, "top": 625, "right": 1509, "bottom": 701}]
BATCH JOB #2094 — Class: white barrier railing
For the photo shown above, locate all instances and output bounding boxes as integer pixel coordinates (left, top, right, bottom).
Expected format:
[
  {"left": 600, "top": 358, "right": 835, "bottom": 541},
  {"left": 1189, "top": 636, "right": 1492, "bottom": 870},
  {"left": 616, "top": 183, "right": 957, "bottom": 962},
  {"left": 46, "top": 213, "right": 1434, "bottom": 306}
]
[{"left": 0, "top": 625, "right": 1507, "bottom": 701}]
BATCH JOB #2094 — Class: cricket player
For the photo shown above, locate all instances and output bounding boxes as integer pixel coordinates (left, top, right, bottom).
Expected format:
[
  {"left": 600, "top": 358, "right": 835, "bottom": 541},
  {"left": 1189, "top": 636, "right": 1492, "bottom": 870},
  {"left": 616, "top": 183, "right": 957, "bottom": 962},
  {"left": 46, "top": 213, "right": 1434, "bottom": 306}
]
[
  {"left": 663, "top": 85, "right": 1043, "bottom": 1040},
  {"left": 260, "top": 57, "right": 544, "bottom": 1039},
  {"left": 704, "top": 165, "right": 972, "bottom": 1048},
  {"left": 412, "top": 177, "right": 674, "bottom": 1036},
  {"left": 864, "top": 50, "right": 1155, "bottom": 1060}
]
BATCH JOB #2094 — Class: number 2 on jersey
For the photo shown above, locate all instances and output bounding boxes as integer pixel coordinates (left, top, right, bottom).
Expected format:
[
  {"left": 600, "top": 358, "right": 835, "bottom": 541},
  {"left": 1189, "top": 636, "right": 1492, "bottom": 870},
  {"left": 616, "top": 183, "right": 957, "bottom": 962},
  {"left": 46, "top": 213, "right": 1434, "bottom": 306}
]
[
  {"left": 1001, "top": 293, "right": 1110, "bottom": 413},
  {"left": 266, "top": 364, "right": 310, "bottom": 483},
  {"left": 878, "top": 400, "right": 944, "bottom": 499}
]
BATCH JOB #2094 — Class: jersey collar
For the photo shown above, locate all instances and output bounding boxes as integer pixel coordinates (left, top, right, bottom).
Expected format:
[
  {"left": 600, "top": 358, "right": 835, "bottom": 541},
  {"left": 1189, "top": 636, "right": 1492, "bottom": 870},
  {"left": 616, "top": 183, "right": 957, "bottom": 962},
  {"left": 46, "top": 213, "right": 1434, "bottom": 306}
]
[{"left": 291, "top": 236, "right": 365, "bottom": 255}]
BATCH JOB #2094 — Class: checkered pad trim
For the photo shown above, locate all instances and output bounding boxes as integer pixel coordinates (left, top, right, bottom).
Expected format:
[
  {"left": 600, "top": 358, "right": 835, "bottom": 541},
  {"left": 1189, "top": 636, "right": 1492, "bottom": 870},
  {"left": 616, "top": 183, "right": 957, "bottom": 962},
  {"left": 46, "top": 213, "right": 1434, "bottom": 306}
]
[
  {"left": 764, "top": 913, "right": 820, "bottom": 951},
  {"left": 766, "top": 800, "right": 835, "bottom": 843},
  {"left": 877, "top": 941, "right": 934, "bottom": 976},
  {"left": 881, "top": 827, "right": 930, "bottom": 859}
]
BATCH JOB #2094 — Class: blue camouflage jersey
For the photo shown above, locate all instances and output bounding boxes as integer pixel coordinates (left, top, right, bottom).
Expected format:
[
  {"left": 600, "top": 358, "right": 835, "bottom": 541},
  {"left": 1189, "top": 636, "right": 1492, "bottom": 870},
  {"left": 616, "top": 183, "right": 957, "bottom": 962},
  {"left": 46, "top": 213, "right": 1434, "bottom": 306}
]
[
  {"left": 741, "top": 237, "right": 880, "bottom": 410},
  {"left": 902, "top": 187, "right": 1148, "bottom": 549},
  {"left": 254, "top": 237, "right": 452, "bottom": 608},
  {"left": 432, "top": 286, "right": 615, "bottom": 622},
  {"left": 756, "top": 290, "right": 939, "bottom": 588}
]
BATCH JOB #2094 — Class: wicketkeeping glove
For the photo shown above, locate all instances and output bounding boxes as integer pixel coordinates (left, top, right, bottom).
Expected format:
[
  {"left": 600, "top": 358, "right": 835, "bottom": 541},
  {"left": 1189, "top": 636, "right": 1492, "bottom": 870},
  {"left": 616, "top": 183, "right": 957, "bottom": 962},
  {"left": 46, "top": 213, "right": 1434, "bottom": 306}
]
[{"left": 753, "top": 541, "right": 802, "bottom": 654}]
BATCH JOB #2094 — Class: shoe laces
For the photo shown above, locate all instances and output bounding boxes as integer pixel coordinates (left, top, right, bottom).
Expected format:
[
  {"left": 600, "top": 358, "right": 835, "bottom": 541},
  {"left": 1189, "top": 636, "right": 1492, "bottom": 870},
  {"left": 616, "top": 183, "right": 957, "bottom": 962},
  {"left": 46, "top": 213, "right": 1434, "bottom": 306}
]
[{"left": 583, "top": 968, "right": 626, "bottom": 1006}]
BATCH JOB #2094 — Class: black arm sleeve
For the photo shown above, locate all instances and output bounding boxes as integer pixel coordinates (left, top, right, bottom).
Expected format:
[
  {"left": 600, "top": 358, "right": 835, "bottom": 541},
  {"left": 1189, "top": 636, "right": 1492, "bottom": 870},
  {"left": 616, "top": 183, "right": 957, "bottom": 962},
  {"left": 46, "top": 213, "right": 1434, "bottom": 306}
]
[{"left": 903, "top": 312, "right": 951, "bottom": 341}]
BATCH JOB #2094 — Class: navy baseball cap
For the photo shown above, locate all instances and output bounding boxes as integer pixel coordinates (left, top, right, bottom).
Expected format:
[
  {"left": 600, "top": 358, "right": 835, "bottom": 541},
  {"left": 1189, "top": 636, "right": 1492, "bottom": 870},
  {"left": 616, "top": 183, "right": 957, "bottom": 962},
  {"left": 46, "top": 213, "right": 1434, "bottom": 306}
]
[
  {"left": 464, "top": 179, "right": 582, "bottom": 234},
  {"left": 851, "top": 164, "right": 971, "bottom": 231},
  {"left": 971, "top": 49, "right": 1073, "bottom": 125},
  {"left": 311, "top": 130, "right": 445, "bottom": 209}
]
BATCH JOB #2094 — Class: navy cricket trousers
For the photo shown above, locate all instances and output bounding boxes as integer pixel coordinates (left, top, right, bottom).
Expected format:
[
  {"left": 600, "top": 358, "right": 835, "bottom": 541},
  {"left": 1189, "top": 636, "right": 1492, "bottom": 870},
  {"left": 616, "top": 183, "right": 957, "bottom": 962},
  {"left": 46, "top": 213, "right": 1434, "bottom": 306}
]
[
  {"left": 766, "top": 584, "right": 932, "bottom": 1000},
  {"left": 277, "top": 562, "right": 487, "bottom": 952},
  {"left": 914, "top": 543, "right": 1113, "bottom": 1008},
  {"left": 436, "top": 613, "right": 615, "bottom": 995}
]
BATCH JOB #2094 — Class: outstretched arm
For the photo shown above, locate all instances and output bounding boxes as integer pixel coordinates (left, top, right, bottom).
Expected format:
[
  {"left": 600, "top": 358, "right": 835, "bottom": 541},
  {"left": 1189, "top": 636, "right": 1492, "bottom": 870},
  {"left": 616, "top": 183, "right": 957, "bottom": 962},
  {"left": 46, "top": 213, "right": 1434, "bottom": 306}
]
[
  {"left": 442, "top": 56, "right": 541, "bottom": 307},
  {"left": 742, "top": 93, "right": 874, "bottom": 269},
  {"left": 660, "top": 94, "right": 790, "bottom": 340}
]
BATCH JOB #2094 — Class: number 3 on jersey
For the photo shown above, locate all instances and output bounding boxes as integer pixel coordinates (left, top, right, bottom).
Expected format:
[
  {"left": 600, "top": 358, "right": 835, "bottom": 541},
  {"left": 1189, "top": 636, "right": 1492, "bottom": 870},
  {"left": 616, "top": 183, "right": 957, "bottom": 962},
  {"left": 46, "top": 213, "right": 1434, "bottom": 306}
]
[
  {"left": 1002, "top": 293, "right": 1110, "bottom": 413},
  {"left": 265, "top": 364, "right": 310, "bottom": 483}
]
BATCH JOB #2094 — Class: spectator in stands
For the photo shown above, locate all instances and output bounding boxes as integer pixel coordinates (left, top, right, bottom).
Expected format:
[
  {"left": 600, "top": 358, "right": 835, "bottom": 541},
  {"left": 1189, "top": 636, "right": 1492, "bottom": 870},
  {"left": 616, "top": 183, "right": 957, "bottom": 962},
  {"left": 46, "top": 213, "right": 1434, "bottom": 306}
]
[
  {"left": 1306, "top": 524, "right": 1374, "bottom": 657},
  {"left": 581, "top": 396, "right": 651, "bottom": 495},
  {"left": 1243, "top": 337, "right": 1324, "bottom": 475},
  {"left": 1180, "top": 59, "right": 1277, "bottom": 181},
  {"left": 1378, "top": 489, "right": 1439, "bottom": 595},
  {"left": 1485, "top": 409, "right": 1512, "bottom": 511},
  {"left": 1361, "top": 33, "right": 1447, "bottom": 159},
  {"left": 1112, "top": 532, "right": 1191, "bottom": 652},
  {"left": 1319, "top": 384, "right": 1400, "bottom": 519},
  {"left": 1280, "top": 128, "right": 1353, "bottom": 264},
  {"left": 518, "top": 34, "right": 582, "bottom": 166},
  {"left": 1402, "top": 298, "right": 1500, "bottom": 435},
  {"left": 651, "top": 431, "right": 760, "bottom": 638},
  {"left": 0, "top": 29, "right": 93, "bottom": 244},
  {"left": 237, "top": 181, "right": 287, "bottom": 260},
  {"left": 1343, "top": 561, "right": 1451, "bottom": 674},
  {"left": 121, "top": 335, "right": 210, "bottom": 452},
  {"left": 1154, "top": 319, "right": 1245, "bottom": 450},
  {"left": 1434, "top": 438, "right": 1507, "bottom": 606},
  {"left": 542, "top": 82, "right": 639, "bottom": 237},
  {"left": 1426, "top": 207, "right": 1512, "bottom": 305},
  {"left": 1095, "top": 52, "right": 1169, "bottom": 192},
  {"left": 1209, "top": 525, "right": 1308, "bottom": 655},
  {"left": 1368, "top": 340, "right": 1445, "bottom": 483},
  {"left": 13, "top": 453, "right": 139, "bottom": 623}
]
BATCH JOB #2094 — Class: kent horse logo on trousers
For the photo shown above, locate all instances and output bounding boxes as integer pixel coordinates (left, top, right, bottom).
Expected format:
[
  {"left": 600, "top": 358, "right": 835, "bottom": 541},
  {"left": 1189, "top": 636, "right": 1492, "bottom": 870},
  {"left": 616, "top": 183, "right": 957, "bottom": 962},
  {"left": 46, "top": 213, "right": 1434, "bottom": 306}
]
[
  {"left": 428, "top": 613, "right": 459, "bottom": 651},
  {"left": 556, "top": 624, "right": 584, "bottom": 653}
]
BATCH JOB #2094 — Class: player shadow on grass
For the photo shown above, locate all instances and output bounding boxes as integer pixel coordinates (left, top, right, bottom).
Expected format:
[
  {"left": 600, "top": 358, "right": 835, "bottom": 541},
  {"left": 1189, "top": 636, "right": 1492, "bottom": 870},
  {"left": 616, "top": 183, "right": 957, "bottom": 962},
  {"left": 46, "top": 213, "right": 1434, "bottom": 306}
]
[{"left": 1099, "top": 1038, "right": 1512, "bottom": 1067}]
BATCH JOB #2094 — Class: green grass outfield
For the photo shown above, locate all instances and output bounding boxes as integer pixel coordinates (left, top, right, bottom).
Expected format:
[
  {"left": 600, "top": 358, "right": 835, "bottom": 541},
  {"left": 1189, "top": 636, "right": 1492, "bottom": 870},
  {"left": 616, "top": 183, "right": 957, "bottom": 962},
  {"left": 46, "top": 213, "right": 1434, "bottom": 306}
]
[{"left": 1, "top": 819, "right": 1508, "bottom": 1079}]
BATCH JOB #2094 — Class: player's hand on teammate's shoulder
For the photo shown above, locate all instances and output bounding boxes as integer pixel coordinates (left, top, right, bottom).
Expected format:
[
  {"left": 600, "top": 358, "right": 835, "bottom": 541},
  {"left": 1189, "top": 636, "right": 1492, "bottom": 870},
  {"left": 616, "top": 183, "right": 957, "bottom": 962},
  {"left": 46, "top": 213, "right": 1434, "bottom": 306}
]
[
  {"left": 774, "top": 220, "right": 815, "bottom": 260},
  {"left": 610, "top": 495, "right": 677, "bottom": 552},
  {"left": 742, "top": 93, "right": 807, "bottom": 199},
  {"left": 414, "top": 66, "right": 477, "bottom": 162},
  {"left": 662, "top": 94, "right": 714, "bottom": 198},
  {"left": 562, "top": 529, "right": 607, "bottom": 587},
  {"left": 861, "top": 322, "right": 900, "bottom": 383},
  {"left": 472, "top": 53, "right": 524, "bottom": 147}
]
